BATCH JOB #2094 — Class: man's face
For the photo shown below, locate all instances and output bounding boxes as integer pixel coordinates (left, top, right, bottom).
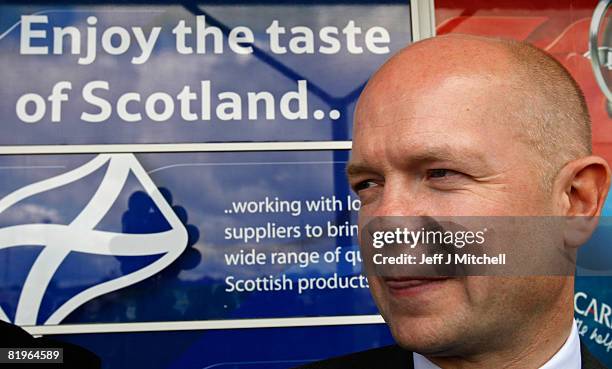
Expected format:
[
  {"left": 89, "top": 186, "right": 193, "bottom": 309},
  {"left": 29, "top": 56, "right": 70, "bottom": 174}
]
[{"left": 349, "top": 69, "right": 568, "bottom": 356}]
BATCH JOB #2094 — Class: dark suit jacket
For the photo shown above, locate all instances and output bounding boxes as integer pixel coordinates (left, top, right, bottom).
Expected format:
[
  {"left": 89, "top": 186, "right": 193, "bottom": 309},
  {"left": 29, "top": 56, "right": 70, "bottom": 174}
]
[{"left": 294, "top": 342, "right": 608, "bottom": 369}]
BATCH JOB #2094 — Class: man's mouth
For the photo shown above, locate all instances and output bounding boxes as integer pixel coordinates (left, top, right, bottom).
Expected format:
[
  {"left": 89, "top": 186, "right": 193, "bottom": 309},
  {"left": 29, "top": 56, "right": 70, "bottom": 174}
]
[{"left": 383, "top": 277, "right": 451, "bottom": 297}]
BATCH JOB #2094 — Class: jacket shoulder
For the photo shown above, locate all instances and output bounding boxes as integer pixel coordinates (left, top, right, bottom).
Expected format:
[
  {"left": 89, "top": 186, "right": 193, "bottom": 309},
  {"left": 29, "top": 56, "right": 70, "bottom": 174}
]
[
  {"left": 581, "top": 341, "right": 608, "bottom": 369},
  {"left": 292, "top": 345, "right": 413, "bottom": 369}
]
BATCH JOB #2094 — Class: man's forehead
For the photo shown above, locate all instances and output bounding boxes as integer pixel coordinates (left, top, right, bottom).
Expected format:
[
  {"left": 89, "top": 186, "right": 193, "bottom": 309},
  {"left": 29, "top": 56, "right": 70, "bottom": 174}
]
[
  {"left": 350, "top": 75, "right": 528, "bottom": 174},
  {"left": 350, "top": 36, "right": 540, "bottom": 173},
  {"left": 354, "top": 74, "right": 513, "bottom": 136}
]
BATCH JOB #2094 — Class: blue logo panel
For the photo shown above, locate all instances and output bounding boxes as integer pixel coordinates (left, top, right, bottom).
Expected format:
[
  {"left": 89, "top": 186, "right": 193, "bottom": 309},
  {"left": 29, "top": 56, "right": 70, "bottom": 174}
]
[{"left": 0, "top": 151, "right": 375, "bottom": 326}]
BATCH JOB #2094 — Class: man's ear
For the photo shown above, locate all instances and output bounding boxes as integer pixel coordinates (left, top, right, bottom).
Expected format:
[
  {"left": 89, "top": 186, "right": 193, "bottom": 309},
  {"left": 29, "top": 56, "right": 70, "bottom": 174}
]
[{"left": 553, "top": 156, "right": 611, "bottom": 248}]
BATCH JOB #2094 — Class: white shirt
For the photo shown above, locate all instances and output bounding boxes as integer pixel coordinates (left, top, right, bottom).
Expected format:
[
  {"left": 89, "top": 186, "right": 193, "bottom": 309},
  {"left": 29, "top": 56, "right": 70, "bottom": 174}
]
[{"left": 413, "top": 320, "right": 581, "bottom": 369}]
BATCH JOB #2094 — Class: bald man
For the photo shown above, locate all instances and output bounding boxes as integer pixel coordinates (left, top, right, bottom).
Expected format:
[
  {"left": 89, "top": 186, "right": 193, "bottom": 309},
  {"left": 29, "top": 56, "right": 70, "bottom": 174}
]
[{"left": 295, "top": 35, "right": 610, "bottom": 369}]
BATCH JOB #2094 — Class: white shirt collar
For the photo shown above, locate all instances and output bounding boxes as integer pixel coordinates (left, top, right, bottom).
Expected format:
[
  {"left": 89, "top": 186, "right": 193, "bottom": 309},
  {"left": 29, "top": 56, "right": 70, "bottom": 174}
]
[{"left": 413, "top": 320, "right": 581, "bottom": 369}]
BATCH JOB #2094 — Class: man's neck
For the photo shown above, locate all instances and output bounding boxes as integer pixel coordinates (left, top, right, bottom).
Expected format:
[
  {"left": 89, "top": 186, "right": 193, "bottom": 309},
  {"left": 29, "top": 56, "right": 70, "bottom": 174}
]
[{"left": 424, "top": 307, "right": 575, "bottom": 369}]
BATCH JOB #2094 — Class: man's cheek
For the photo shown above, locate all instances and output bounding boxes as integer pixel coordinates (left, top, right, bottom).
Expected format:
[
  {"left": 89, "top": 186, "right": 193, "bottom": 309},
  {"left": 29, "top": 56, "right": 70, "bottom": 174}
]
[
  {"left": 356, "top": 196, "right": 385, "bottom": 217},
  {"left": 366, "top": 278, "right": 389, "bottom": 312},
  {"left": 366, "top": 277, "right": 385, "bottom": 299},
  {"left": 463, "top": 276, "right": 506, "bottom": 310}
]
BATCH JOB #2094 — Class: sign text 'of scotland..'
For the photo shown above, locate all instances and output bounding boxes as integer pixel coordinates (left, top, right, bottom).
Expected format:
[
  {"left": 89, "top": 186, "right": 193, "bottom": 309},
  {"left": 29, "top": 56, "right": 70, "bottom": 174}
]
[{"left": 14, "top": 15, "right": 392, "bottom": 124}]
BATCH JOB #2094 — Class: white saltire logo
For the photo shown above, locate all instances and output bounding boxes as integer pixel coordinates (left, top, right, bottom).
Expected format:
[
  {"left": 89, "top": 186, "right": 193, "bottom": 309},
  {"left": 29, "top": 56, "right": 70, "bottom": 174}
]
[{"left": 0, "top": 154, "right": 188, "bottom": 326}]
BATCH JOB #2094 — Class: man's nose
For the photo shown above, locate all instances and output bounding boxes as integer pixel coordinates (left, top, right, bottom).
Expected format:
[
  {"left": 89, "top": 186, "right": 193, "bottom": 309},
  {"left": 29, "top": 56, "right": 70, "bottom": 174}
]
[{"left": 371, "top": 182, "right": 427, "bottom": 217}]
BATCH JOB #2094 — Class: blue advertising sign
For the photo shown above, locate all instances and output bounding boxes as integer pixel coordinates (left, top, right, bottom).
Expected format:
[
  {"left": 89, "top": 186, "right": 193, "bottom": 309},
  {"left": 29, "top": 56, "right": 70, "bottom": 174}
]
[
  {"left": 0, "top": 2, "right": 414, "bottom": 368},
  {"left": 5, "top": 2, "right": 611, "bottom": 369},
  {"left": 0, "top": 151, "right": 377, "bottom": 326}
]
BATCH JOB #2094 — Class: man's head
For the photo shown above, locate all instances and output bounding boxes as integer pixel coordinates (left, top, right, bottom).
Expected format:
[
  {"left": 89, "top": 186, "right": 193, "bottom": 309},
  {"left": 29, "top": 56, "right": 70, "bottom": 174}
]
[{"left": 348, "top": 34, "right": 610, "bottom": 362}]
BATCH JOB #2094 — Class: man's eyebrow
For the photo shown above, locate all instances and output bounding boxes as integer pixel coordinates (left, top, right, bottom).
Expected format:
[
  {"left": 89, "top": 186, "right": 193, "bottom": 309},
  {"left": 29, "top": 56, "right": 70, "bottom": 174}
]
[
  {"left": 407, "top": 145, "right": 488, "bottom": 165},
  {"left": 345, "top": 145, "right": 489, "bottom": 177},
  {"left": 346, "top": 162, "right": 373, "bottom": 177}
]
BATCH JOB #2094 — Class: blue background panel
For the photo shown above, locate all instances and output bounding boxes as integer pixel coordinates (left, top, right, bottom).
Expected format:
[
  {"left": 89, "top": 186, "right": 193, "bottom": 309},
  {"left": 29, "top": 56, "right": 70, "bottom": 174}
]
[{"left": 54, "top": 324, "right": 394, "bottom": 369}]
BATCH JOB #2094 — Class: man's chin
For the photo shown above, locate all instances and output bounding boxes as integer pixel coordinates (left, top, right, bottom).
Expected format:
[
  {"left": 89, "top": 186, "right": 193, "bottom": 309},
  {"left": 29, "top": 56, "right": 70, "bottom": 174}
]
[
  {"left": 371, "top": 277, "right": 472, "bottom": 354},
  {"left": 385, "top": 315, "right": 466, "bottom": 356}
]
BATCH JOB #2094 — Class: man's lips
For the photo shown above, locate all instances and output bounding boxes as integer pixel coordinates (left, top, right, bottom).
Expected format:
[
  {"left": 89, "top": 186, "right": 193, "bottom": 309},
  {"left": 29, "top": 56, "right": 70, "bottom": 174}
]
[{"left": 383, "top": 277, "right": 451, "bottom": 296}]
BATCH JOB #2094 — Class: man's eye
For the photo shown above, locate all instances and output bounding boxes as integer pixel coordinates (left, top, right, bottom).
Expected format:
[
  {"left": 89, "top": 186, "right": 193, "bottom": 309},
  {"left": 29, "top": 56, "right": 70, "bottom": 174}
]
[
  {"left": 427, "top": 169, "right": 459, "bottom": 179},
  {"left": 354, "top": 180, "right": 378, "bottom": 192}
]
